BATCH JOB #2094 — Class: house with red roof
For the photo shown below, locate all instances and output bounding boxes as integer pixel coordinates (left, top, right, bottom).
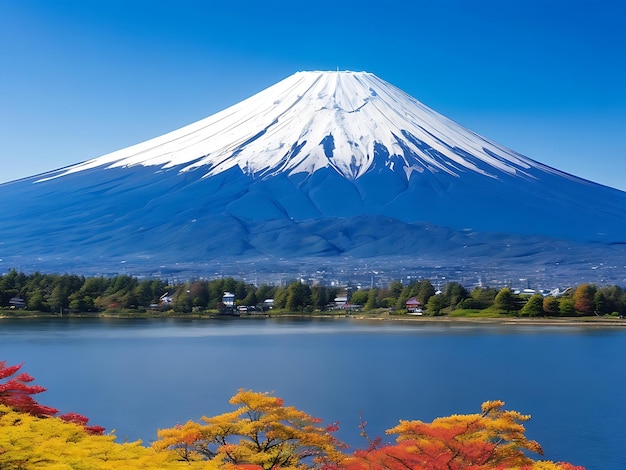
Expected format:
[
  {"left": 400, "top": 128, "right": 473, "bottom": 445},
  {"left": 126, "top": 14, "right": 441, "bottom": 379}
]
[{"left": 405, "top": 297, "right": 423, "bottom": 314}]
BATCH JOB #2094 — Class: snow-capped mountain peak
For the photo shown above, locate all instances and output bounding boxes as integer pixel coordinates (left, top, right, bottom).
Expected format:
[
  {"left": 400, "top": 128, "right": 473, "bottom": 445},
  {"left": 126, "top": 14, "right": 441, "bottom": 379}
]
[
  {"left": 4, "top": 70, "right": 626, "bottom": 278},
  {"left": 40, "top": 71, "right": 550, "bottom": 183}
]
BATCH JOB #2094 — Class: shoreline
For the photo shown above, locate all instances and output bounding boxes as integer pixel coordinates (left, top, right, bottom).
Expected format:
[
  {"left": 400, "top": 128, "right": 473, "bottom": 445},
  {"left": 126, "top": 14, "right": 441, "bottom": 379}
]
[
  {"left": 2, "top": 311, "right": 625, "bottom": 328},
  {"left": 346, "top": 314, "right": 626, "bottom": 328}
]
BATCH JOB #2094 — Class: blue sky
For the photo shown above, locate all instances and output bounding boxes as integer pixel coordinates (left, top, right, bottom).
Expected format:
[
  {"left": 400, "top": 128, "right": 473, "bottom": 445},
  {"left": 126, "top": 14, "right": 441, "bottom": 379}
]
[{"left": 2, "top": 0, "right": 625, "bottom": 189}]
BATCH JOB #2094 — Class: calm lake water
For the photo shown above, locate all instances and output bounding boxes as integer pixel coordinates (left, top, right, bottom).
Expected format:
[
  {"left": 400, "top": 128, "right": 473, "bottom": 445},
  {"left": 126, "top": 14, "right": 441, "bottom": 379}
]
[{"left": 0, "top": 317, "right": 624, "bottom": 469}]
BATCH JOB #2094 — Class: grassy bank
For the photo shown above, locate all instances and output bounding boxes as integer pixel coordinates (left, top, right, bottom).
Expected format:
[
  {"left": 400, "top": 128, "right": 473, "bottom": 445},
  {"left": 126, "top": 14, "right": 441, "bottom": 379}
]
[{"left": 2, "top": 307, "right": 626, "bottom": 327}]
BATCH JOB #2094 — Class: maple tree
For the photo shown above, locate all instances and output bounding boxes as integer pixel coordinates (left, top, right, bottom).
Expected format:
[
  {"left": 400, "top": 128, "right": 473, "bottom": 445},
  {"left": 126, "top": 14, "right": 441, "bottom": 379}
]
[
  {"left": 154, "top": 389, "right": 344, "bottom": 469},
  {"left": 0, "top": 360, "right": 104, "bottom": 435},
  {"left": 331, "top": 400, "right": 584, "bottom": 470},
  {"left": 0, "top": 360, "right": 57, "bottom": 417}
]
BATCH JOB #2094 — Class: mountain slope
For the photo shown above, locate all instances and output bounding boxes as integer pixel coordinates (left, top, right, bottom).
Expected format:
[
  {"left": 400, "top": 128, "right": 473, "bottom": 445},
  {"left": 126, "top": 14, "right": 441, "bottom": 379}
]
[
  {"left": 1, "top": 71, "right": 625, "bottom": 278},
  {"left": 41, "top": 71, "right": 584, "bottom": 183}
]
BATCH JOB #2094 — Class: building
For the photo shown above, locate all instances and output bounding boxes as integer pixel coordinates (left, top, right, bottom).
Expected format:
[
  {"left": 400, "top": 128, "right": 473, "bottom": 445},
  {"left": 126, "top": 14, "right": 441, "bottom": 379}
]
[
  {"left": 222, "top": 292, "right": 235, "bottom": 307},
  {"left": 9, "top": 297, "right": 26, "bottom": 309},
  {"left": 405, "top": 297, "right": 422, "bottom": 314}
]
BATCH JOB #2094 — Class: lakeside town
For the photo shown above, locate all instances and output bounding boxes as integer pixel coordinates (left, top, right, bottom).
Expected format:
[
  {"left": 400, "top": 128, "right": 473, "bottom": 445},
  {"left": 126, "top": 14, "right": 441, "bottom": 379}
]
[{"left": 2, "top": 266, "right": 625, "bottom": 320}]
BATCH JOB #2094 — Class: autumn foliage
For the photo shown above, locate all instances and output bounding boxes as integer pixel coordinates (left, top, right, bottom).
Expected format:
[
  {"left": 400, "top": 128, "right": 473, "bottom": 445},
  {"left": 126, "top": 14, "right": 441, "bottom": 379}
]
[
  {"left": 152, "top": 392, "right": 583, "bottom": 470},
  {"left": 153, "top": 389, "right": 344, "bottom": 468},
  {"left": 0, "top": 360, "right": 584, "bottom": 469},
  {"left": 333, "top": 400, "right": 583, "bottom": 470},
  {"left": 0, "top": 360, "right": 104, "bottom": 435}
]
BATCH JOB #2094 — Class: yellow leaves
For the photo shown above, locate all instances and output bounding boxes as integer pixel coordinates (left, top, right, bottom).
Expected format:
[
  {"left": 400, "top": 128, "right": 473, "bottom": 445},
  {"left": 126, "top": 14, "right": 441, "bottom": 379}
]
[
  {"left": 0, "top": 405, "right": 206, "bottom": 469},
  {"left": 481, "top": 399, "right": 506, "bottom": 414},
  {"left": 2, "top": 394, "right": 582, "bottom": 469},
  {"left": 154, "top": 420, "right": 209, "bottom": 462},
  {"left": 527, "top": 461, "right": 586, "bottom": 470},
  {"left": 382, "top": 401, "right": 545, "bottom": 469},
  {"left": 154, "top": 389, "right": 344, "bottom": 469},
  {"left": 230, "top": 389, "right": 285, "bottom": 411}
]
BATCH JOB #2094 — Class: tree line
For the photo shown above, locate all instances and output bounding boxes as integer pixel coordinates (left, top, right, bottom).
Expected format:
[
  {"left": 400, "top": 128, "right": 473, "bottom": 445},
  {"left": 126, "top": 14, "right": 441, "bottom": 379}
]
[{"left": 1, "top": 268, "right": 625, "bottom": 316}]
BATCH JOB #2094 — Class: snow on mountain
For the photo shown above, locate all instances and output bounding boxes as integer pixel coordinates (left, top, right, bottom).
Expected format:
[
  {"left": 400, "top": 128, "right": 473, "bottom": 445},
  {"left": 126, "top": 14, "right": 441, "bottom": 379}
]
[
  {"left": 2, "top": 71, "right": 626, "bottom": 279},
  {"left": 41, "top": 71, "right": 562, "bottom": 182}
]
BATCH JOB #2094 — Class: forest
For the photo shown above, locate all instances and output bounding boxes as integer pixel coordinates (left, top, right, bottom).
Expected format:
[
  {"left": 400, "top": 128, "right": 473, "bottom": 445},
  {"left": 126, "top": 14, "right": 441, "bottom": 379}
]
[{"left": 1, "top": 268, "right": 625, "bottom": 317}]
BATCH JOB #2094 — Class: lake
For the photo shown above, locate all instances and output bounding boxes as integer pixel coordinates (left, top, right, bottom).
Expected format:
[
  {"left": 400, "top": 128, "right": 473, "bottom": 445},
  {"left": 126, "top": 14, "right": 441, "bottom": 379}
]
[{"left": 0, "top": 317, "right": 624, "bottom": 469}]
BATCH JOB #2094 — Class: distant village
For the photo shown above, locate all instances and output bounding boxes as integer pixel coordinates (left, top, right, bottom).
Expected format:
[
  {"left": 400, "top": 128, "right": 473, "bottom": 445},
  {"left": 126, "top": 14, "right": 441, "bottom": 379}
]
[{"left": 2, "top": 257, "right": 625, "bottom": 317}]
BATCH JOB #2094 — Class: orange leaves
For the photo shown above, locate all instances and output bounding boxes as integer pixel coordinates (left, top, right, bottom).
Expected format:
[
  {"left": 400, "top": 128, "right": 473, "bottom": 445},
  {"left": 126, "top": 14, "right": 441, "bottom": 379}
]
[
  {"left": 153, "top": 393, "right": 585, "bottom": 470},
  {"left": 155, "top": 389, "right": 344, "bottom": 469},
  {"left": 153, "top": 421, "right": 209, "bottom": 462},
  {"left": 336, "top": 400, "right": 550, "bottom": 470},
  {"left": 1, "top": 363, "right": 584, "bottom": 470}
]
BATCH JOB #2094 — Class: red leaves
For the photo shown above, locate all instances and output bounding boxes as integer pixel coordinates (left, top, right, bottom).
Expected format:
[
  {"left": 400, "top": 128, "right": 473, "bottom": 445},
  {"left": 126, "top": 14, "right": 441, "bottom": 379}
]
[
  {"left": 331, "top": 401, "right": 563, "bottom": 470},
  {"left": 0, "top": 360, "right": 104, "bottom": 435},
  {"left": 59, "top": 412, "right": 106, "bottom": 435},
  {"left": 0, "top": 363, "right": 24, "bottom": 380},
  {"left": 0, "top": 360, "right": 58, "bottom": 417},
  {"left": 326, "top": 422, "right": 340, "bottom": 433},
  {"left": 1, "top": 362, "right": 584, "bottom": 468}
]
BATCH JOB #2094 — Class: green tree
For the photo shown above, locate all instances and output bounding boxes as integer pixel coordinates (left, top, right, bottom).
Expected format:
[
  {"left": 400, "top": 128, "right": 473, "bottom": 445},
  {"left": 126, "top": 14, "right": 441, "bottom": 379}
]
[
  {"left": 594, "top": 285, "right": 626, "bottom": 316},
  {"left": 460, "top": 287, "right": 498, "bottom": 310},
  {"left": 349, "top": 290, "right": 369, "bottom": 306},
  {"left": 520, "top": 294, "right": 544, "bottom": 317},
  {"left": 388, "top": 280, "right": 403, "bottom": 298},
  {"left": 310, "top": 285, "right": 328, "bottom": 310},
  {"left": 364, "top": 288, "right": 377, "bottom": 311},
  {"left": 0, "top": 268, "right": 25, "bottom": 292},
  {"left": 134, "top": 279, "right": 165, "bottom": 307},
  {"left": 173, "top": 289, "right": 193, "bottom": 313},
  {"left": 559, "top": 297, "right": 576, "bottom": 316},
  {"left": 417, "top": 280, "right": 436, "bottom": 305},
  {"left": 207, "top": 279, "right": 226, "bottom": 308},
  {"left": 240, "top": 288, "right": 258, "bottom": 307},
  {"left": 273, "top": 285, "right": 289, "bottom": 309},
  {"left": 234, "top": 280, "right": 248, "bottom": 301},
  {"left": 494, "top": 288, "right": 517, "bottom": 314},
  {"left": 396, "top": 285, "right": 412, "bottom": 311},
  {"left": 27, "top": 291, "right": 48, "bottom": 312},
  {"left": 108, "top": 275, "right": 138, "bottom": 296},
  {"left": 48, "top": 284, "right": 68, "bottom": 313},
  {"left": 79, "top": 276, "right": 110, "bottom": 299},
  {"left": 426, "top": 294, "right": 447, "bottom": 316},
  {"left": 68, "top": 293, "right": 95, "bottom": 312},
  {"left": 443, "top": 282, "right": 469, "bottom": 309},
  {"left": 286, "top": 281, "right": 311, "bottom": 311}
]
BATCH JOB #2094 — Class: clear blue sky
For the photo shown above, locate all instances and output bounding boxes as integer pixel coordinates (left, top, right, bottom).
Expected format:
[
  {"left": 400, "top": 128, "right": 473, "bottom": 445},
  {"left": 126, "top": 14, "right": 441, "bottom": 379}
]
[{"left": 2, "top": 0, "right": 625, "bottom": 189}]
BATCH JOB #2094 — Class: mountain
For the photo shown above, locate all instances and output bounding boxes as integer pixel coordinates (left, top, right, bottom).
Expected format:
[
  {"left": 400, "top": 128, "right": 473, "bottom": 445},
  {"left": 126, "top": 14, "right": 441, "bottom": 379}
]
[{"left": 1, "top": 71, "right": 625, "bottom": 282}]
